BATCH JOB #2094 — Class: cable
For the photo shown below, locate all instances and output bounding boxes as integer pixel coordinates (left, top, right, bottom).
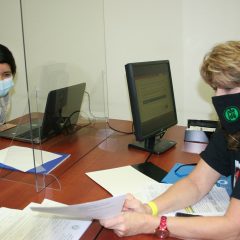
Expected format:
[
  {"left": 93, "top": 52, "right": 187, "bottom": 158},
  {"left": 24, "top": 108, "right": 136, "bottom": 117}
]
[
  {"left": 156, "top": 129, "right": 167, "bottom": 139},
  {"left": 61, "top": 111, "right": 92, "bottom": 135},
  {"left": 145, "top": 152, "right": 153, "bottom": 163},
  {"left": 84, "top": 91, "right": 107, "bottom": 120},
  {"left": 85, "top": 90, "right": 134, "bottom": 135},
  {"left": 106, "top": 121, "right": 134, "bottom": 135}
]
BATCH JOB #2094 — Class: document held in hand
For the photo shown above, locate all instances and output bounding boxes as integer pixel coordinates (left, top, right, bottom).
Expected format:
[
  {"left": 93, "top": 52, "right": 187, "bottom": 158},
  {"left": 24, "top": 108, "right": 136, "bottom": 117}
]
[{"left": 31, "top": 194, "right": 126, "bottom": 220}]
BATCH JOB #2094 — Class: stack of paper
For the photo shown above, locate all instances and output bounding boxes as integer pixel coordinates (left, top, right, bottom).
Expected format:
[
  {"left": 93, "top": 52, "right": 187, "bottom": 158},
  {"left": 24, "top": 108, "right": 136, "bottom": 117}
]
[
  {"left": 0, "top": 200, "right": 91, "bottom": 240},
  {"left": 0, "top": 195, "right": 128, "bottom": 240}
]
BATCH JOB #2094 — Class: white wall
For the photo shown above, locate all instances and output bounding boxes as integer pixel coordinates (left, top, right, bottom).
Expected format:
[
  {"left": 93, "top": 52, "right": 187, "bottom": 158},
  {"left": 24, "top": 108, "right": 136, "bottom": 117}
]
[
  {"left": 104, "top": 0, "right": 240, "bottom": 125},
  {"left": 104, "top": 0, "right": 184, "bottom": 123},
  {"left": 0, "top": 0, "right": 27, "bottom": 120},
  {"left": 182, "top": 0, "right": 240, "bottom": 123},
  {"left": 0, "top": 0, "right": 107, "bottom": 120},
  {"left": 1, "top": 0, "right": 240, "bottom": 126}
]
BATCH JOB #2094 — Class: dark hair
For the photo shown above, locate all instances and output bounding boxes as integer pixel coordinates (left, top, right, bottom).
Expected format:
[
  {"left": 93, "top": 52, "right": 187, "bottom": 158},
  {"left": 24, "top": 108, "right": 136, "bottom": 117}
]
[{"left": 0, "top": 44, "right": 16, "bottom": 76}]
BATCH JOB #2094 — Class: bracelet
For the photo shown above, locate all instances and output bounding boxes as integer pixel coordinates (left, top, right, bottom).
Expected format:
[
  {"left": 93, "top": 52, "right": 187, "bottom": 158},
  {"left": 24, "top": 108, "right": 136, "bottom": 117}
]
[{"left": 147, "top": 201, "right": 158, "bottom": 216}]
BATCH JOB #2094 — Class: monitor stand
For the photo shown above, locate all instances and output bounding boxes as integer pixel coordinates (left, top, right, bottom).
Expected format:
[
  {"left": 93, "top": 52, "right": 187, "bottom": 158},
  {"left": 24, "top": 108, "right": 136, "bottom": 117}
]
[{"left": 129, "top": 136, "right": 176, "bottom": 155}]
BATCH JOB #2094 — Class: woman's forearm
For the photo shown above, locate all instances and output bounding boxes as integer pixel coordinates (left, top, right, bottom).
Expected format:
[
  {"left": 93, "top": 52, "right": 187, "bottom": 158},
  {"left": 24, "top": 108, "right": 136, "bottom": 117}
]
[
  {"left": 153, "top": 160, "right": 219, "bottom": 215},
  {"left": 153, "top": 176, "right": 203, "bottom": 215}
]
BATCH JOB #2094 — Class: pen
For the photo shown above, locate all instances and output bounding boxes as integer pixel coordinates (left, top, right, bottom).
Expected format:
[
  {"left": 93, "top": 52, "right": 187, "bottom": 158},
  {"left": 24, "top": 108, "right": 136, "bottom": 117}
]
[{"left": 175, "top": 212, "right": 201, "bottom": 217}]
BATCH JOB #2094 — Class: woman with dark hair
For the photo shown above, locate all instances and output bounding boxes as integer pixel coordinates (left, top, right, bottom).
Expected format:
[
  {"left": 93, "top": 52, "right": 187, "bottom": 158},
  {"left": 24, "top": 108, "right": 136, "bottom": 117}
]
[
  {"left": 0, "top": 44, "right": 16, "bottom": 124},
  {"left": 100, "top": 41, "right": 240, "bottom": 239}
]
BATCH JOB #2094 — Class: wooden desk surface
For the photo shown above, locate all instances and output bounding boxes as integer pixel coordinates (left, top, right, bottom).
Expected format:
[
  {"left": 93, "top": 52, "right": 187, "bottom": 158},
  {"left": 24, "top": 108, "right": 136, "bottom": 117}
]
[
  {"left": 0, "top": 119, "right": 206, "bottom": 240},
  {"left": 0, "top": 121, "right": 113, "bottom": 207}
]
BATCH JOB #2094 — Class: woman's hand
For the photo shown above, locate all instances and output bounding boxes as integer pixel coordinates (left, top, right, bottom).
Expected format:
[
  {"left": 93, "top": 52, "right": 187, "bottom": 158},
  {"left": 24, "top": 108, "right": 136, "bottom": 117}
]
[
  {"left": 99, "top": 194, "right": 157, "bottom": 237},
  {"left": 100, "top": 211, "right": 157, "bottom": 237},
  {"left": 122, "top": 193, "right": 150, "bottom": 214}
]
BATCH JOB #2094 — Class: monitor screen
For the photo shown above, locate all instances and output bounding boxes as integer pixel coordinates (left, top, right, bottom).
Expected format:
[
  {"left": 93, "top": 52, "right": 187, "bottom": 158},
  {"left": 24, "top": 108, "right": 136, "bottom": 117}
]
[{"left": 125, "top": 60, "right": 177, "bottom": 154}]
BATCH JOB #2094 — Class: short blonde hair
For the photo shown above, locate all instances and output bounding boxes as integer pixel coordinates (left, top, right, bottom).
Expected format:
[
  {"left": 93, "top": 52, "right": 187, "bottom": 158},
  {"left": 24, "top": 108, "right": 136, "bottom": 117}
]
[{"left": 200, "top": 41, "right": 240, "bottom": 89}]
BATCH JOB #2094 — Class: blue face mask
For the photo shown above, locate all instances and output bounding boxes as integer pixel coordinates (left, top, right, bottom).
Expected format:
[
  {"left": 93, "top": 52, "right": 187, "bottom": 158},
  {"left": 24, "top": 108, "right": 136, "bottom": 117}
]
[{"left": 0, "top": 77, "right": 14, "bottom": 97}]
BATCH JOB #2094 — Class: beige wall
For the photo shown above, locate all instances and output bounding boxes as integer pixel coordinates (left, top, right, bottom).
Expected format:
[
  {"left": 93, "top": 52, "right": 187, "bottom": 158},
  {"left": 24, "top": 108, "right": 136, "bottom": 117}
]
[
  {"left": 181, "top": 0, "right": 240, "bottom": 123},
  {"left": 1, "top": 0, "right": 240, "bottom": 125},
  {"left": 104, "top": 0, "right": 240, "bottom": 125},
  {"left": 0, "top": 0, "right": 107, "bottom": 120}
]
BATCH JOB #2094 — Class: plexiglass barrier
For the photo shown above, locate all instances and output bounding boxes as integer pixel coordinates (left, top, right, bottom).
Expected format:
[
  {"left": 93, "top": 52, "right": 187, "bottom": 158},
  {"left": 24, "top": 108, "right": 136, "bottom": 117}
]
[{"left": 0, "top": 0, "right": 109, "bottom": 192}]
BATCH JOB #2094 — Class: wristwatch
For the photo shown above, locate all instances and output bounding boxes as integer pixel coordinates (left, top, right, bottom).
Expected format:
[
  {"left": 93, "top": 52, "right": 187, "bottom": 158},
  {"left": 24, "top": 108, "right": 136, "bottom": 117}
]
[{"left": 155, "top": 216, "right": 169, "bottom": 239}]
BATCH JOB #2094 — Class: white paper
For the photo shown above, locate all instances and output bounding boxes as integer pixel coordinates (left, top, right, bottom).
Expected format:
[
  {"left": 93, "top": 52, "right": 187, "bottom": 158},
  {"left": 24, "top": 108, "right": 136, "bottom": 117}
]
[
  {"left": 31, "top": 194, "right": 126, "bottom": 220},
  {"left": 0, "top": 200, "right": 92, "bottom": 240},
  {"left": 182, "top": 186, "right": 229, "bottom": 216},
  {"left": 0, "top": 145, "right": 64, "bottom": 172},
  {"left": 133, "top": 182, "right": 172, "bottom": 203},
  {"left": 86, "top": 165, "right": 159, "bottom": 196},
  {"left": 188, "top": 126, "right": 215, "bottom": 132}
]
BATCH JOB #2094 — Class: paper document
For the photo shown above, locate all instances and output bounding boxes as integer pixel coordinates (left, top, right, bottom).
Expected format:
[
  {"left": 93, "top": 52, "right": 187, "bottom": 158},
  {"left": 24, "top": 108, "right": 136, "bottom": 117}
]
[
  {"left": 133, "top": 182, "right": 172, "bottom": 203},
  {"left": 0, "top": 145, "right": 70, "bottom": 173},
  {"left": 0, "top": 200, "right": 91, "bottom": 240},
  {"left": 31, "top": 195, "right": 126, "bottom": 220},
  {"left": 182, "top": 185, "right": 229, "bottom": 216},
  {"left": 86, "top": 165, "right": 159, "bottom": 196}
]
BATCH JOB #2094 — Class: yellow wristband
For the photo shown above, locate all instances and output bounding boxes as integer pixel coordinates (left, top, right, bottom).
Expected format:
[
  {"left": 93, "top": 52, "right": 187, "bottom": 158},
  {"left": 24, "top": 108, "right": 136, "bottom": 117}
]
[{"left": 147, "top": 201, "right": 158, "bottom": 216}]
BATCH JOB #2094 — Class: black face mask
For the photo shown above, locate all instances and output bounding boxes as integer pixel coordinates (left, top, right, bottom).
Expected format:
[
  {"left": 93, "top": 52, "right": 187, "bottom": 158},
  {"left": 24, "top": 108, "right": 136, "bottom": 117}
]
[{"left": 212, "top": 92, "right": 240, "bottom": 134}]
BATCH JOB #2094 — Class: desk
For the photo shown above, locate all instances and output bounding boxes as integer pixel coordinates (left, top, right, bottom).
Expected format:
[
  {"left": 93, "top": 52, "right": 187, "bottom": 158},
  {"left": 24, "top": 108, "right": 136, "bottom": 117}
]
[{"left": 0, "top": 119, "right": 206, "bottom": 239}]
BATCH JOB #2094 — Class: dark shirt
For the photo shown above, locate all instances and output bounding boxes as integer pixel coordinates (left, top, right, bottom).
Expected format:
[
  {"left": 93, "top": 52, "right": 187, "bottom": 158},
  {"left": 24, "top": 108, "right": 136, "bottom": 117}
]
[{"left": 200, "top": 129, "right": 240, "bottom": 199}]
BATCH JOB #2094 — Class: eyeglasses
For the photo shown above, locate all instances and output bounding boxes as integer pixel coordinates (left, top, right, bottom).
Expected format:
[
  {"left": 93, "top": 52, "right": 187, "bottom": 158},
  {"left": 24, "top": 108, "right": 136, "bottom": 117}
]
[{"left": 174, "top": 163, "right": 197, "bottom": 177}]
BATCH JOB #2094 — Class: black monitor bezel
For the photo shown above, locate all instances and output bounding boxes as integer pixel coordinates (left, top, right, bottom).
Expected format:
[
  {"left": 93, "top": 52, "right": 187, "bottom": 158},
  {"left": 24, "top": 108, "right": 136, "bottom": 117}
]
[{"left": 125, "top": 60, "right": 177, "bottom": 142}]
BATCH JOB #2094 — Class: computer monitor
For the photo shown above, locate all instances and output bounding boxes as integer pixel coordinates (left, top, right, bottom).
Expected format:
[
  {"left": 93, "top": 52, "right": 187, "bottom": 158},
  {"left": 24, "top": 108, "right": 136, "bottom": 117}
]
[{"left": 125, "top": 60, "right": 177, "bottom": 154}]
